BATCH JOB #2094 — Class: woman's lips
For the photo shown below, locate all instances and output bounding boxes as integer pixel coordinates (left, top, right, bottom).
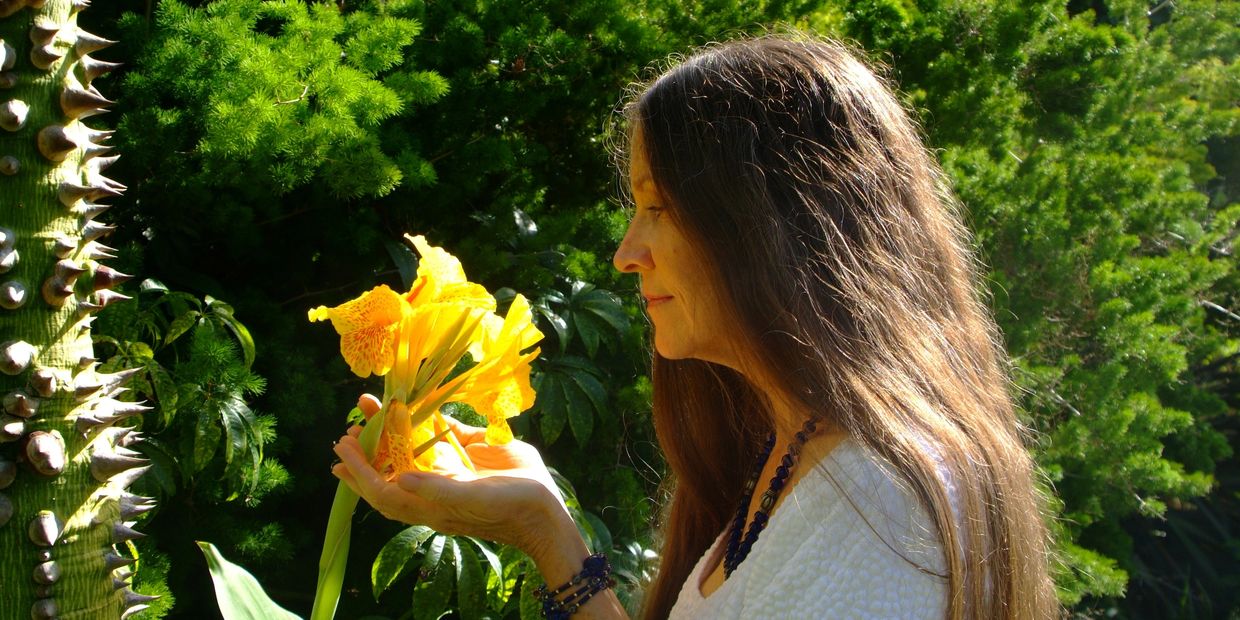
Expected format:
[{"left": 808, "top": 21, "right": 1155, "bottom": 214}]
[{"left": 644, "top": 295, "right": 672, "bottom": 308}]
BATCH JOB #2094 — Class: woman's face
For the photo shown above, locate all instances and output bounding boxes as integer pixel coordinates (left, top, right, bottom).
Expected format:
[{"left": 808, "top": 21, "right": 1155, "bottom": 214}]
[{"left": 613, "top": 128, "right": 741, "bottom": 368}]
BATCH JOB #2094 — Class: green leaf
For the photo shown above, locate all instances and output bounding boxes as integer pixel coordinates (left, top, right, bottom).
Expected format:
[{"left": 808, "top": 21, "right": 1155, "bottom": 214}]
[
  {"left": 204, "top": 295, "right": 234, "bottom": 317},
  {"left": 569, "top": 369, "right": 607, "bottom": 420},
  {"left": 412, "top": 537, "right": 454, "bottom": 620},
  {"left": 422, "top": 534, "right": 446, "bottom": 573},
  {"left": 139, "top": 278, "right": 169, "bottom": 294},
  {"left": 226, "top": 318, "right": 257, "bottom": 369},
  {"left": 372, "top": 525, "right": 435, "bottom": 600},
  {"left": 218, "top": 394, "right": 258, "bottom": 495},
  {"left": 579, "top": 289, "right": 629, "bottom": 334},
  {"left": 535, "top": 373, "right": 566, "bottom": 445},
  {"left": 492, "top": 546, "right": 525, "bottom": 613},
  {"left": 583, "top": 512, "right": 612, "bottom": 555},
  {"left": 572, "top": 310, "right": 604, "bottom": 357},
  {"left": 564, "top": 376, "right": 594, "bottom": 446},
  {"left": 149, "top": 363, "right": 180, "bottom": 428},
  {"left": 192, "top": 408, "right": 221, "bottom": 473},
  {"left": 455, "top": 538, "right": 486, "bottom": 620},
  {"left": 385, "top": 239, "right": 418, "bottom": 290},
  {"left": 466, "top": 537, "right": 502, "bottom": 582},
  {"left": 164, "top": 310, "right": 201, "bottom": 348},
  {"left": 536, "top": 304, "right": 570, "bottom": 353},
  {"left": 197, "top": 541, "right": 301, "bottom": 620},
  {"left": 518, "top": 559, "right": 545, "bottom": 620},
  {"left": 136, "top": 436, "right": 181, "bottom": 498},
  {"left": 128, "top": 341, "right": 156, "bottom": 364}
]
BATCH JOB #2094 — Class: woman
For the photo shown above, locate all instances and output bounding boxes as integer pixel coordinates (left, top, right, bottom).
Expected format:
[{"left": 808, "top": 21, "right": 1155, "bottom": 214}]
[{"left": 333, "top": 35, "right": 1057, "bottom": 619}]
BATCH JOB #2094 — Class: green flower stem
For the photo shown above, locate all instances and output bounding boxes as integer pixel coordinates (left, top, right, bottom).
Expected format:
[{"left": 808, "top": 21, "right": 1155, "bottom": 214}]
[{"left": 310, "top": 409, "right": 386, "bottom": 620}]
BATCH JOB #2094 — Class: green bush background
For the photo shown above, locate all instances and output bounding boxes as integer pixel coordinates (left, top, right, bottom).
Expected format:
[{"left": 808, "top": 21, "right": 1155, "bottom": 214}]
[{"left": 74, "top": 0, "right": 1240, "bottom": 617}]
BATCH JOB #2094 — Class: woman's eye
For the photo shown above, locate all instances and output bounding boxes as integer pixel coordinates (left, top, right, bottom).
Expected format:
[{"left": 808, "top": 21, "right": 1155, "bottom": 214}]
[{"left": 645, "top": 205, "right": 664, "bottom": 219}]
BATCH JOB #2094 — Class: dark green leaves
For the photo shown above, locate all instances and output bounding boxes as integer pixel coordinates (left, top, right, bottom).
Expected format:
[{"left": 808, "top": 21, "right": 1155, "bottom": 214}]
[
  {"left": 371, "top": 525, "right": 435, "bottom": 600},
  {"left": 374, "top": 532, "right": 506, "bottom": 619},
  {"left": 95, "top": 282, "right": 275, "bottom": 504},
  {"left": 534, "top": 356, "right": 611, "bottom": 447}
]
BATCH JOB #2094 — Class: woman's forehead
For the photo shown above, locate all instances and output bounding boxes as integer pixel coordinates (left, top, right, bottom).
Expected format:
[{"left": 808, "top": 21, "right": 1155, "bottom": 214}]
[{"left": 628, "top": 126, "right": 658, "bottom": 195}]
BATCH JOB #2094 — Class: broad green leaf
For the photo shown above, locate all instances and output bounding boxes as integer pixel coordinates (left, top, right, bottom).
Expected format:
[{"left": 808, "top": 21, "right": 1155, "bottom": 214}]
[
  {"left": 583, "top": 512, "right": 612, "bottom": 555},
  {"left": 128, "top": 341, "right": 156, "bottom": 363},
  {"left": 412, "top": 538, "right": 454, "bottom": 620},
  {"left": 579, "top": 289, "right": 628, "bottom": 333},
  {"left": 164, "top": 310, "right": 201, "bottom": 347},
  {"left": 422, "top": 534, "right": 446, "bottom": 573},
  {"left": 385, "top": 239, "right": 418, "bottom": 290},
  {"left": 455, "top": 538, "right": 487, "bottom": 620},
  {"left": 536, "top": 373, "right": 566, "bottom": 445},
  {"left": 220, "top": 316, "right": 257, "bottom": 369},
  {"left": 372, "top": 525, "right": 435, "bottom": 599},
  {"left": 572, "top": 310, "right": 604, "bottom": 357},
  {"left": 192, "top": 408, "right": 221, "bottom": 473},
  {"left": 466, "top": 537, "right": 502, "bottom": 581},
  {"left": 217, "top": 396, "right": 239, "bottom": 467},
  {"left": 536, "top": 304, "right": 570, "bottom": 353},
  {"left": 569, "top": 369, "right": 607, "bottom": 420},
  {"left": 550, "top": 355, "right": 595, "bottom": 372},
  {"left": 198, "top": 541, "right": 301, "bottom": 620},
  {"left": 204, "top": 295, "right": 234, "bottom": 317},
  {"left": 139, "top": 278, "right": 169, "bottom": 293},
  {"left": 492, "top": 546, "right": 526, "bottom": 613},
  {"left": 151, "top": 290, "right": 203, "bottom": 317},
  {"left": 149, "top": 364, "right": 180, "bottom": 428},
  {"left": 136, "top": 436, "right": 181, "bottom": 499},
  {"left": 570, "top": 504, "right": 600, "bottom": 553},
  {"left": 570, "top": 280, "right": 593, "bottom": 296},
  {"left": 564, "top": 376, "right": 594, "bottom": 446},
  {"left": 518, "top": 559, "right": 545, "bottom": 620}
]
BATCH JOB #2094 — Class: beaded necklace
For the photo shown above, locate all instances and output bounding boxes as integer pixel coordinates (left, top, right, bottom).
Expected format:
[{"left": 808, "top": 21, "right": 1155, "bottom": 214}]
[{"left": 722, "top": 417, "right": 820, "bottom": 579}]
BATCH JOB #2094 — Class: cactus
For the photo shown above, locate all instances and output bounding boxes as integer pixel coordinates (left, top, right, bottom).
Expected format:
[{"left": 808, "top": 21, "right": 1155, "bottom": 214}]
[{"left": 0, "top": 0, "right": 156, "bottom": 617}]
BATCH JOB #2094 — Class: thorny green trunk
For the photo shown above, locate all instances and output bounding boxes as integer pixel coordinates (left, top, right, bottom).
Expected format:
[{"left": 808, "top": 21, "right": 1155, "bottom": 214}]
[{"left": 0, "top": 0, "right": 156, "bottom": 617}]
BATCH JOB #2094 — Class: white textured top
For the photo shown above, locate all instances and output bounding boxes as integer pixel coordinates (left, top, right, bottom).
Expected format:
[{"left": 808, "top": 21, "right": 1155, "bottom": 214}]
[{"left": 668, "top": 438, "right": 950, "bottom": 619}]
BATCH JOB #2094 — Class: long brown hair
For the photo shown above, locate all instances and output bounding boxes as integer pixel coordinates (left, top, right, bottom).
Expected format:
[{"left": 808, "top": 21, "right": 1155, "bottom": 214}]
[{"left": 626, "top": 36, "right": 1057, "bottom": 619}]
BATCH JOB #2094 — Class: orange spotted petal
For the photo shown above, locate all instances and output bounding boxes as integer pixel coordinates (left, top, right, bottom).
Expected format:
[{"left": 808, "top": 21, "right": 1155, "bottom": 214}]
[{"left": 309, "top": 285, "right": 405, "bottom": 377}]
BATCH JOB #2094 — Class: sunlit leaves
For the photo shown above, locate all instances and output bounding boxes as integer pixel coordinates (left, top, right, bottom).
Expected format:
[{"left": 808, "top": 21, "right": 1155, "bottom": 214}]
[
  {"left": 371, "top": 525, "right": 435, "bottom": 600},
  {"left": 118, "top": 0, "right": 445, "bottom": 199},
  {"left": 95, "top": 281, "right": 277, "bottom": 504}
]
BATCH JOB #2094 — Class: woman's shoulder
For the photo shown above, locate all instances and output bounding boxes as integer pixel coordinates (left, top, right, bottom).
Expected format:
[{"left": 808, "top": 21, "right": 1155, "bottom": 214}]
[
  {"left": 789, "top": 436, "right": 951, "bottom": 573},
  {"left": 674, "top": 437, "right": 950, "bottom": 619}
]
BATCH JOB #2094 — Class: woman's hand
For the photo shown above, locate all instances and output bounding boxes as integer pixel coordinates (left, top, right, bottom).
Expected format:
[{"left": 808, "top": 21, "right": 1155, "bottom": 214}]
[
  {"left": 332, "top": 395, "right": 629, "bottom": 619},
  {"left": 330, "top": 395, "right": 568, "bottom": 556}
]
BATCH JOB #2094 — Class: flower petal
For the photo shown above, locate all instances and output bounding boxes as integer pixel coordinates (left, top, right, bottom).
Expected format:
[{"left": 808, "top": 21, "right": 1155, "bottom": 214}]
[{"left": 407, "top": 235, "right": 467, "bottom": 285}]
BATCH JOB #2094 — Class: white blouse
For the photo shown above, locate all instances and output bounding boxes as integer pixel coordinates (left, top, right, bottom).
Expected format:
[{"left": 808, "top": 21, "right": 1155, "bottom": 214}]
[{"left": 668, "top": 438, "right": 951, "bottom": 619}]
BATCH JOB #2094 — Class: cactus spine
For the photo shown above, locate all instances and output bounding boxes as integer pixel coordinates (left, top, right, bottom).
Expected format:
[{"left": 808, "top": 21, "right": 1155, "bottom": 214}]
[{"left": 0, "top": 0, "right": 155, "bottom": 617}]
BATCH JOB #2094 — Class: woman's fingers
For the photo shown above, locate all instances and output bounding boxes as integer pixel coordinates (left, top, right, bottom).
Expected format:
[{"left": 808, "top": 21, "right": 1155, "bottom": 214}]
[
  {"left": 333, "top": 437, "right": 388, "bottom": 502},
  {"left": 440, "top": 414, "right": 485, "bottom": 445},
  {"left": 331, "top": 463, "right": 363, "bottom": 496},
  {"left": 346, "top": 425, "right": 362, "bottom": 438},
  {"left": 358, "top": 393, "right": 382, "bottom": 419}
]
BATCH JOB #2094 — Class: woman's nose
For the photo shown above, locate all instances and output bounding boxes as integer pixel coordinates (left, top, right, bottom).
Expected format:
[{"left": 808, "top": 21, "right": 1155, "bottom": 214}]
[{"left": 613, "top": 225, "right": 653, "bottom": 273}]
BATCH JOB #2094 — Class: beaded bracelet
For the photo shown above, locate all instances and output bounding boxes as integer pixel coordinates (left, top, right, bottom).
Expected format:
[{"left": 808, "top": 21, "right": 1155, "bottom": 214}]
[{"left": 534, "top": 553, "right": 615, "bottom": 620}]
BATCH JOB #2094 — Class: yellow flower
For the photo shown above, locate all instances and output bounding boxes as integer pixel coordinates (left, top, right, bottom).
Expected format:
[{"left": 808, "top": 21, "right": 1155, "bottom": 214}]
[
  {"left": 377, "top": 399, "right": 438, "bottom": 478},
  {"left": 451, "top": 294, "right": 542, "bottom": 445},
  {"left": 405, "top": 234, "right": 496, "bottom": 313},
  {"left": 307, "top": 284, "right": 406, "bottom": 377}
]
